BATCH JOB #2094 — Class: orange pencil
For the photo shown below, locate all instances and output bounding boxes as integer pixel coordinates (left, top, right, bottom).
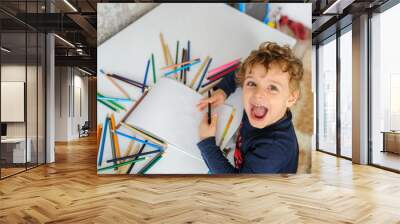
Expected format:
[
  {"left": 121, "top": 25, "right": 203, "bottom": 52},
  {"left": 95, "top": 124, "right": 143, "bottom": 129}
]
[
  {"left": 97, "top": 124, "right": 102, "bottom": 148},
  {"left": 110, "top": 114, "right": 121, "bottom": 159}
]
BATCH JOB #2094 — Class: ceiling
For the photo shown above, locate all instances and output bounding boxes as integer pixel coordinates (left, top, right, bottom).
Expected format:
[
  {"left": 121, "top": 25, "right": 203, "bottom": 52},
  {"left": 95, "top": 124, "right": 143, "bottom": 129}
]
[
  {"left": 1, "top": 0, "right": 397, "bottom": 74},
  {"left": 311, "top": 0, "right": 391, "bottom": 44}
]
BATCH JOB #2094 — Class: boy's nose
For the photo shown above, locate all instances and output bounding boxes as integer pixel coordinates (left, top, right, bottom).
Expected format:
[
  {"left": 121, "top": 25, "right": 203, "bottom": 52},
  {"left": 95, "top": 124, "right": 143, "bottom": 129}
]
[{"left": 254, "top": 87, "right": 265, "bottom": 98}]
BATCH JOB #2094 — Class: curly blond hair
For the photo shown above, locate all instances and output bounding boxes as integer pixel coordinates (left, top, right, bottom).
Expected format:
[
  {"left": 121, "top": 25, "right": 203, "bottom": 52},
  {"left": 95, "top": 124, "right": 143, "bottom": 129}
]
[{"left": 235, "top": 42, "right": 303, "bottom": 92}]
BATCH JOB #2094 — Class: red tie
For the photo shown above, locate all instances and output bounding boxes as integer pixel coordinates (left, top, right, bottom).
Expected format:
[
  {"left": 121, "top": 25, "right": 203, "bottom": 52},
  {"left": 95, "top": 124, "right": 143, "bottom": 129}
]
[{"left": 234, "top": 123, "right": 243, "bottom": 169}]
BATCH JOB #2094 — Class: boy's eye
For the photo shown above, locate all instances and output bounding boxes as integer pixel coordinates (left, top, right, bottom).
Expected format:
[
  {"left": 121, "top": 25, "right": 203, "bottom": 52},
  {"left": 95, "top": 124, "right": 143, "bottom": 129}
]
[
  {"left": 268, "top": 85, "right": 279, "bottom": 92},
  {"left": 246, "top": 81, "right": 256, "bottom": 87}
]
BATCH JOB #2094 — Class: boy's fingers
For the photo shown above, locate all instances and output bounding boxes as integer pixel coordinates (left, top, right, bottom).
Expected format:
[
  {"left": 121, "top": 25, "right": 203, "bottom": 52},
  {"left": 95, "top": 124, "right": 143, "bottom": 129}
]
[
  {"left": 202, "top": 112, "right": 209, "bottom": 124},
  {"left": 211, "top": 113, "right": 218, "bottom": 127}
]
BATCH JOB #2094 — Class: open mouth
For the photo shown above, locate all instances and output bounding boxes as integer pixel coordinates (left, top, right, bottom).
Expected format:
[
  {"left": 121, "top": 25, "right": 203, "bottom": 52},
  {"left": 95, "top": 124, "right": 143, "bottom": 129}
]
[{"left": 250, "top": 103, "right": 268, "bottom": 120}]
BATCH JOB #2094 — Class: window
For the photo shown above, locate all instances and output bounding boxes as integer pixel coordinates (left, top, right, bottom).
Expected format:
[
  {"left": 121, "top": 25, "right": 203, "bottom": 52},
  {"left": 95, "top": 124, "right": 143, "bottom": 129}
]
[
  {"left": 339, "top": 29, "right": 352, "bottom": 158},
  {"left": 370, "top": 2, "right": 400, "bottom": 171},
  {"left": 317, "top": 37, "right": 337, "bottom": 154}
]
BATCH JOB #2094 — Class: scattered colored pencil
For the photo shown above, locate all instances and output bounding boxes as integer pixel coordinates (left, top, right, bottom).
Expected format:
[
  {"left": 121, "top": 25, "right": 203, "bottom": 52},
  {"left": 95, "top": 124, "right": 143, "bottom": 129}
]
[
  {"left": 190, "top": 56, "right": 210, "bottom": 88},
  {"left": 104, "top": 75, "right": 131, "bottom": 99},
  {"left": 143, "top": 59, "right": 150, "bottom": 93},
  {"left": 100, "top": 69, "right": 147, "bottom": 89},
  {"left": 97, "top": 99, "right": 118, "bottom": 112},
  {"left": 138, "top": 152, "right": 163, "bottom": 174},
  {"left": 98, "top": 116, "right": 109, "bottom": 166},
  {"left": 127, "top": 141, "right": 147, "bottom": 174},
  {"left": 114, "top": 130, "right": 163, "bottom": 150},
  {"left": 163, "top": 60, "right": 200, "bottom": 76},
  {"left": 98, "top": 157, "right": 146, "bottom": 172},
  {"left": 97, "top": 124, "right": 102, "bottom": 147},
  {"left": 96, "top": 96, "right": 133, "bottom": 102},
  {"left": 160, "top": 58, "right": 200, "bottom": 71},
  {"left": 166, "top": 43, "right": 174, "bottom": 66},
  {"left": 201, "top": 65, "right": 239, "bottom": 88},
  {"left": 108, "top": 116, "right": 118, "bottom": 170},
  {"left": 175, "top": 41, "right": 179, "bottom": 64},
  {"left": 151, "top": 53, "right": 156, "bottom": 84},
  {"left": 110, "top": 114, "right": 121, "bottom": 159},
  {"left": 121, "top": 122, "right": 167, "bottom": 147},
  {"left": 116, "top": 89, "right": 149, "bottom": 129},
  {"left": 180, "top": 48, "right": 186, "bottom": 81},
  {"left": 207, "top": 63, "right": 240, "bottom": 81},
  {"left": 97, "top": 93, "right": 126, "bottom": 111},
  {"left": 196, "top": 57, "right": 213, "bottom": 91},
  {"left": 207, "top": 58, "right": 241, "bottom": 76},
  {"left": 107, "top": 148, "right": 161, "bottom": 163},
  {"left": 160, "top": 33, "right": 168, "bottom": 66},
  {"left": 218, "top": 108, "right": 236, "bottom": 147}
]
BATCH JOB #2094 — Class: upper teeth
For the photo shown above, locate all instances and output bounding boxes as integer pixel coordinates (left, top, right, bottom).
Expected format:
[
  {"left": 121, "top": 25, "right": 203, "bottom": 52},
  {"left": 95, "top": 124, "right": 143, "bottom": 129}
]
[{"left": 254, "top": 104, "right": 263, "bottom": 107}]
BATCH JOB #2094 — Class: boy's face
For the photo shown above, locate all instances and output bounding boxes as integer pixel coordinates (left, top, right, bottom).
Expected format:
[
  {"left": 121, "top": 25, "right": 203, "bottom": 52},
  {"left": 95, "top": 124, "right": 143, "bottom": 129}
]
[{"left": 243, "top": 63, "right": 299, "bottom": 129}]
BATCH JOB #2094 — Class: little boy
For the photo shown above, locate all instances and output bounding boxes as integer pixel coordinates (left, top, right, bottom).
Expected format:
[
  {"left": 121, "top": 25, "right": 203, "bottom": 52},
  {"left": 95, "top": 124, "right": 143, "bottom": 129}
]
[{"left": 196, "top": 42, "right": 303, "bottom": 173}]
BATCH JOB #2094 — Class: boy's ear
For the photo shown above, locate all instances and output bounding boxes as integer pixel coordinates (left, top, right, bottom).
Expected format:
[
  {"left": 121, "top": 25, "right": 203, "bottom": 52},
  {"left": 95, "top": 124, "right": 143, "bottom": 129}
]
[{"left": 286, "top": 89, "right": 300, "bottom": 108}]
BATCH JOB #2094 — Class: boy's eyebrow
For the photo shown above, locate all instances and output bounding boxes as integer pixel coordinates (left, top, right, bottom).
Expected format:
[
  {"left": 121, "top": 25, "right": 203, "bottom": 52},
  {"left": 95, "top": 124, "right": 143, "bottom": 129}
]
[{"left": 268, "top": 80, "right": 283, "bottom": 86}]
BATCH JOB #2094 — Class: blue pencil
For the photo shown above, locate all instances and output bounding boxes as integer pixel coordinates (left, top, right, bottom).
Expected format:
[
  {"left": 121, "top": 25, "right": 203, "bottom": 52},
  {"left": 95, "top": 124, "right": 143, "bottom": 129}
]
[
  {"left": 163, "top": 60, "right": 200, "bottom": 76},
  {"left": 107, "top": 148, "right": 161, "bottom": 163},
  {"left": 97, "top": 96, "right": 133, "bottom": 102},
  {"left": 114, "top": 130, "right": 163, "bottom": 150},
  {"left": 196, "top": 58, "right": 213, "bottom": 91},
  {"left": 143, "top": 59, "right": 151, "bottom": 93},
  {"left": 263, "top": 3, "right": 270, "bottom": 24},
  {"left": 187, "top": 40, "right": 191, "bottom": 71},
  {"left": 239, "top": 3, "right": 246, "bottom": 13},
  {"left": 98, "top": 116, "right": 109, "bottom": 166}
]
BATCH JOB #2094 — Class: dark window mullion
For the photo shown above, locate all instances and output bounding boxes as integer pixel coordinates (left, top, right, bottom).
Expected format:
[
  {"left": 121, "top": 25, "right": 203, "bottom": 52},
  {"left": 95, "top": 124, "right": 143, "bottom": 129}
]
[{"left": 336, "top": 28, "right": 341, "bottom": 157}]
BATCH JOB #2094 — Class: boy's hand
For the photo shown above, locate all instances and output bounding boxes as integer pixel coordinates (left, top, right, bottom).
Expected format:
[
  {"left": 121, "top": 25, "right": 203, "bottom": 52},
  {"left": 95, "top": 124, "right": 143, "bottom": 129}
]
[
  {"left": 196, "top": 89, "right": 227, "bottom": 111},
  {"left": 199, "top": 112, "right": 218, "bottom": 141}
]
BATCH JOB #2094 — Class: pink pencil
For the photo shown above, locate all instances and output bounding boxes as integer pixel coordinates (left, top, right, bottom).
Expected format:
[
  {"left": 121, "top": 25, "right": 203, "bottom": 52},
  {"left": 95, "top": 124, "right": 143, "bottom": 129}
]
[{"left": 207, "top": 58, "right": 241, "bottom": 76}]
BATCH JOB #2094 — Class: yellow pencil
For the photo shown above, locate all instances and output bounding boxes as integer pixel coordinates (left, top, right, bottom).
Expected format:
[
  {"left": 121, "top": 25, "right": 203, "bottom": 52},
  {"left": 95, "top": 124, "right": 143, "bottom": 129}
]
[
  {"left": 160, "top": 33, "right": 169, "bottom": 66},
  {"left": 218, "top": 108, "right": 236, "bottom": 147},
  {"left": 190, "top": 56, "right": 210, "bottom": 88},
  {"left": 118, "top": 141, "right": 137, "bottom": 174},
  {"left": 105, "top": 75, "right": 131, "bottom": 99},
  {"left": 110, "top": 114, "right": 121, "bottom": 159},
  {"left": 199, "top": 78, "right": 222, "bottom": 95},
  {"left": 121, "top": 122, "right": 167, "bottom": 148}
]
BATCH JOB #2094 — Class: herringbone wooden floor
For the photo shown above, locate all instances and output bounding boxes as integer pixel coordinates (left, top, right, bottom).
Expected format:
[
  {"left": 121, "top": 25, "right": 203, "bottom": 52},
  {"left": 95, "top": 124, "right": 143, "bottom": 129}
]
[{"left": 0, "top": 136, "right": 399, "bottom": 224}]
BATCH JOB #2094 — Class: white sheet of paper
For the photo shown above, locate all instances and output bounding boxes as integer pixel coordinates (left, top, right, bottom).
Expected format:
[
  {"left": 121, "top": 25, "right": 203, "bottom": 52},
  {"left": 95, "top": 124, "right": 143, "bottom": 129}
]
[{"left": 127, "top": 77, "right": 241, "bottom": 162}]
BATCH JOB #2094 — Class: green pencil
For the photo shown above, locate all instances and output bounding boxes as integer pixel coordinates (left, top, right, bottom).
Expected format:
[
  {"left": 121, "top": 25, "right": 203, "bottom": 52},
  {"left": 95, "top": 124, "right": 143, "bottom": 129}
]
[
  {"left": 97, "top": 157, "right": 146, "bottom": 172},
  {"left": 138, "top": 153, "right": 163, "bottom": 174},
  {"left": 97, "top": 93, "right": 126, "bottom": 111},
  {"left": 97, "top": 99, "right": 117, "bottom": 112},
  {"left": 151, "top": 53, "right": 156, "bottom": 84}
]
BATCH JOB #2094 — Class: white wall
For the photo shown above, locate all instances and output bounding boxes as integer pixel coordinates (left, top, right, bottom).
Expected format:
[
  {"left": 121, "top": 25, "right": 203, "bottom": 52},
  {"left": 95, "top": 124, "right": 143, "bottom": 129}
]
[{"left": 54, "top": 67, "right": 89, "bottom": 141}]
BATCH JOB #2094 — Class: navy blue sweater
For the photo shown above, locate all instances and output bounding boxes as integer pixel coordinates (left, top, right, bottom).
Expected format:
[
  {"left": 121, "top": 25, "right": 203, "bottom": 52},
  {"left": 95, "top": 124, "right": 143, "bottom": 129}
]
[{"left": 197, "top": 72, "right": 299, "bottom": 174}]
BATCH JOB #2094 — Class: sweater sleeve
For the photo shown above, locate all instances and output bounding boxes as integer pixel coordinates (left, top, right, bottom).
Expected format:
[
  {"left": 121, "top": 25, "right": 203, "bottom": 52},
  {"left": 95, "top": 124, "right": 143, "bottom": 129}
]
[
  {"left": 213, "top": 70, "right": 237, "bottom": 97},
  {"left": 197, "top": 137, "right": 238, "bottom": 173}
]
